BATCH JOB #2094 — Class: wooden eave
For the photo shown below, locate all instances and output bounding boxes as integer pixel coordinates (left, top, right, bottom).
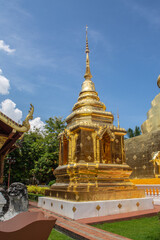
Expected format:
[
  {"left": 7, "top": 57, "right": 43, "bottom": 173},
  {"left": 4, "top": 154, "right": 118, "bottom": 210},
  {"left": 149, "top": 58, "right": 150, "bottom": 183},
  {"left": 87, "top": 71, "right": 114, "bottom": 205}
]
[
  {"left": 0, "top": 104, "right": 34, "bottom": 156},
  {"left": 0, "top": 118, "right": 23, "bottom": 155}
]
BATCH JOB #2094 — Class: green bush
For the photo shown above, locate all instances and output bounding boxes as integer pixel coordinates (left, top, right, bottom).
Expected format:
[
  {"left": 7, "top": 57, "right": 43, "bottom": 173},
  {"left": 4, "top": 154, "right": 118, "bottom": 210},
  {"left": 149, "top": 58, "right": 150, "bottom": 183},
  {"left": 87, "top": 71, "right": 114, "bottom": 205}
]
[
  {"left": 28, "top": 192, "right": 44, "bottom": 202},
  {"left": 27, "top": 185, "right": 49, "bottom": 195},
  {"left": 48, "top": 180, "right": 56, "bottom": 186}
]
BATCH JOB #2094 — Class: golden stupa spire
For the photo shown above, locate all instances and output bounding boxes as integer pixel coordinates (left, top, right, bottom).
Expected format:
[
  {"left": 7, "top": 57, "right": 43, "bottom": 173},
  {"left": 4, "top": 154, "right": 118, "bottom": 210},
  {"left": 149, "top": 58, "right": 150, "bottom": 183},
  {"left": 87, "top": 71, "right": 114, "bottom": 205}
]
[
  {"left": 117, "top": 110, "right": 120, "bottom": 128},
  {"left": 84, "top": 25, "right": 92, "bottom": 79}
]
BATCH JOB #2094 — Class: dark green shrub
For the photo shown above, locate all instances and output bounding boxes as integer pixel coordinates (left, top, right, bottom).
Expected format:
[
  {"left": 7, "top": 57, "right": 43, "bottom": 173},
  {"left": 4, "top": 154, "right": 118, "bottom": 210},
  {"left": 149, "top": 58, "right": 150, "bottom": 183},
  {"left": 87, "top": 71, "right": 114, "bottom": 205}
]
[
  {"left": 48, "top": 180, "right": 56, "bottom": 186},
  {"left": 28, "top": 192, "right": 44, "bottom": 202}
]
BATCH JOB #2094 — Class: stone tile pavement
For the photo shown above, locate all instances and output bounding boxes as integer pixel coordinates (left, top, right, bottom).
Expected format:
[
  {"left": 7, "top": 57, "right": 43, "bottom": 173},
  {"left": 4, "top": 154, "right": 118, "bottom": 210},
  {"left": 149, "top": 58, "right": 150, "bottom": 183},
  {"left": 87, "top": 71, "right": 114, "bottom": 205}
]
[{"left": 29, "top": 201, "right": 160, "bottom": 240}]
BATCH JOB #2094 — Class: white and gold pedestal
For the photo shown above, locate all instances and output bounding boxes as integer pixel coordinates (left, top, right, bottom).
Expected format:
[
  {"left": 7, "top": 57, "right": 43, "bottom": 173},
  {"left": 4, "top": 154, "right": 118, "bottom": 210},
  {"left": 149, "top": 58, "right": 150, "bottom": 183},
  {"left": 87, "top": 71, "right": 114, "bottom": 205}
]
[
  {"left": 38, "top": 197, "right": 154, "bottom": 220},
  {"left": 154, "top": 198, "right": 160, "bottom": 205}
]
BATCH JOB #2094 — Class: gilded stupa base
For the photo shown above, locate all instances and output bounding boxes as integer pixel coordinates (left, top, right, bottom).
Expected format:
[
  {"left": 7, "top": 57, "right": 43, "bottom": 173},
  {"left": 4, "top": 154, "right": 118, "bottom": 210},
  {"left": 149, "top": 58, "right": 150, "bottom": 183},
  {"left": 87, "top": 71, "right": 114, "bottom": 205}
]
[
  {"left": 45, "top": 163, "right": 145, "bottom": 201},
  {"left": 46, "top": 187, "right": 145, "bottom": 202}
]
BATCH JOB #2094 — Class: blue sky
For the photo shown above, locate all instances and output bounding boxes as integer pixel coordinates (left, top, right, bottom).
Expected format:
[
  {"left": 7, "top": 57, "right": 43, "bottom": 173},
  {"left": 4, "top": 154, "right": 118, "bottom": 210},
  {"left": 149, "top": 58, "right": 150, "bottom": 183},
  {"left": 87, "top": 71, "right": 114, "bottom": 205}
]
[{"left": 0, "top": 0, "right": 160, "bottom": 131}]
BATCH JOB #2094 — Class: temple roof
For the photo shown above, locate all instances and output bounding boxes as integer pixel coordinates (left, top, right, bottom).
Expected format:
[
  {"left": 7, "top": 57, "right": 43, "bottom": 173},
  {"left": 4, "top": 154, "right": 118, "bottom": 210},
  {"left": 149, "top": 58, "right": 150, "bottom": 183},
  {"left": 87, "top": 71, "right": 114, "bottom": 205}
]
[
  {"left": 66, "top": 27, "right": 114, "bottom": 129},
  {"left": 0, "top": 104, "right": 34, "bottom": 155},
  {"left": 65, "top": 27, "right": 127, "bottom": 136}
]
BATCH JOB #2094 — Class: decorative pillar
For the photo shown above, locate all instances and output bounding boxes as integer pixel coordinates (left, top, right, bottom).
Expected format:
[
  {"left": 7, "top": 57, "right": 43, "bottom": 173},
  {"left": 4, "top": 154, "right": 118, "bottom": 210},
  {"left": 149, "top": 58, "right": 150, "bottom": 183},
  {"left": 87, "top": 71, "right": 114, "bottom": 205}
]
[
  {"left": 70, "top": 134, "right": 74, "bottom": 164},
  {"left": 72, "top": 133, "right": 78, "bottom": 163},
  {"left": 67, "top": 131, "right": 72, "bottom": 164},
  {"left": 121, "top": 136, "right": 124, "bottom": 164},
  {"left": 68, "top": 137, "right": 71, "bottom": 164},
  {"left": 59, "top": 139, "right": 62, "bottom": 166},
  {"left": 96, "top": 137, "right": 100, "bottom": 163},
  {"left": 92, "top": 132, "right": 97, "bottom": 163}
]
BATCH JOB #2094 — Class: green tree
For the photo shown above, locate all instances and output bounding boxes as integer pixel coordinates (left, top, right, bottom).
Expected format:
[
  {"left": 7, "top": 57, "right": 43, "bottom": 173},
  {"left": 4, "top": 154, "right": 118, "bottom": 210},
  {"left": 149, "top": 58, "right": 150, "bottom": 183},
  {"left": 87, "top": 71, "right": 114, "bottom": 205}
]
[
  {"left": 127, "top": 126, "right": 141, "bottom": 138},
  {"left": 4, "top": 129, "right": 45, "bottom": 185},
  {"left": 44, "top": 116, "right": 66, "bottom": 165},
  {"left": 127, "top": 128, "right": 134, "bottom": 138},
  {"left": 134, "top": 126, "right": 141, "bottom": 136},
  {"left": 31, "top": 117, "right": 66, "bottom": 183},
  {"left": 4, "top": 116, "right": 66, "bottom": 186}
]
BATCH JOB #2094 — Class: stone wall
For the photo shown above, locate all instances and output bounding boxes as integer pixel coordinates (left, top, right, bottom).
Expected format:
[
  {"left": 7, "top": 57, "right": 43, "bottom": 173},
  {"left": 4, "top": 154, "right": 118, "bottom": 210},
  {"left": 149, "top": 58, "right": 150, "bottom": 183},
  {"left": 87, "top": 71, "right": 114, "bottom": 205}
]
[{"left": 125, "top": 129, "right": 160, "bottom": 178}]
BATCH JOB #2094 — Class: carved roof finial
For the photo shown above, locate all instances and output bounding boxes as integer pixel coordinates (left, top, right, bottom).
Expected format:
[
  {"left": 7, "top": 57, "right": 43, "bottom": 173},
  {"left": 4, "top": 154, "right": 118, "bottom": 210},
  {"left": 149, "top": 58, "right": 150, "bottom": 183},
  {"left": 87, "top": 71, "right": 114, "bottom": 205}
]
[
  {"left": 22, "top": 104, "right": 34, "bottom": 131},
  {"left": 0, "top": 104, "right": 34, "bottom": 132}
]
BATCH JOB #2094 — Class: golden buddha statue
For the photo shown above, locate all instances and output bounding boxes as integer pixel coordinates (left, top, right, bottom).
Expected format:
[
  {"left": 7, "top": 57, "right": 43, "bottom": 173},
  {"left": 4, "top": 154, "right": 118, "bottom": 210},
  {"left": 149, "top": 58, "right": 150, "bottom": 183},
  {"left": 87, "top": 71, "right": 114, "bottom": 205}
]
[{"left": 47, "top": 27, "right": 145, "bottom": 201}]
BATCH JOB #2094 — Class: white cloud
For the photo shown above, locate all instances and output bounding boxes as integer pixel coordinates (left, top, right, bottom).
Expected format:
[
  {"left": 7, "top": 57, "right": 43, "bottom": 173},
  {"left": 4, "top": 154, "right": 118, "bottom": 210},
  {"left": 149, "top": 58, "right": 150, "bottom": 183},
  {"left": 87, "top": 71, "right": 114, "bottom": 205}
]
[
  {"left": 123, "top": 0, "right": 160, "bottom": 28},
  {"left": 89, "top": 29, "right": 112, "bottom": 53},
  {"left": 0, "top": 40, "right": 15, "bottom": 54},
  {"left": 29, "top": 117, "right": 45, "bottom": 132},
  {"left": 0, "top": 99, "right": 22, "bottom": 123},
  {"left": 0, "top": 99, "right": 45, "bottom": 131},
  {"left": 0, "top": 69, "right": 10, "bottom": 95}
]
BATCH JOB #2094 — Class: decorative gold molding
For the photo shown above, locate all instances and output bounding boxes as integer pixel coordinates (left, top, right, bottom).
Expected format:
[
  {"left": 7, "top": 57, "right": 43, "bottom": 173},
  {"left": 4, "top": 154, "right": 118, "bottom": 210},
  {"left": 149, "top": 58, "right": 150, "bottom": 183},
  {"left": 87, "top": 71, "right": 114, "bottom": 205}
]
[
  {"left": 63, "top": 129, "right": 71, "bottom": 140},
  {"left": 114, "top": 131, "right": 126, "bottom": 136},
  {"left": 136, "top": 202, "right": 140, "bottom": 207},
  {"left": 97, "top": 126, "right": 115, "bottom": 141},
  {"left": 118, "top": 203, "right": 122, "bottom": 209},
  {"left": 75, "top": 194, "right": 79, "bottom": 200},
  {"left": 96, "top": 205, "right": 101, "bottom": 211},
  {"left": 72, "top": 207, "right": 76, "bottom": 212}
]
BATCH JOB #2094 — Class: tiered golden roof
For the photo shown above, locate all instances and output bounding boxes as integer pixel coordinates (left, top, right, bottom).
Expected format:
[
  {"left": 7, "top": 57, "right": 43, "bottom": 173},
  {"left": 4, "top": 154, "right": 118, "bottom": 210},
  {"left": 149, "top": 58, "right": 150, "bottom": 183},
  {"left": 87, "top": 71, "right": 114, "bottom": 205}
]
[{"left": 66, "top": 26, "right": 125, "bottom": 133}]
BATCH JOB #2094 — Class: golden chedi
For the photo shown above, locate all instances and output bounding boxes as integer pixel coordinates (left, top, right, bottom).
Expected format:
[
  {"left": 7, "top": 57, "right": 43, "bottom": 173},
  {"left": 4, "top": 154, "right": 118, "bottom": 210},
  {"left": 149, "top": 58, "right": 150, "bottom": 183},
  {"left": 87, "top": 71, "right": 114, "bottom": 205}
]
[
  {"left": 47, "top": 28, "right": 145, "bottom": 201},
  {"left": 125, "top": 75, "right": 160, "bottom": 179},
  {"left": 141, "top": 75, "right": 160, "bottom": 134}
]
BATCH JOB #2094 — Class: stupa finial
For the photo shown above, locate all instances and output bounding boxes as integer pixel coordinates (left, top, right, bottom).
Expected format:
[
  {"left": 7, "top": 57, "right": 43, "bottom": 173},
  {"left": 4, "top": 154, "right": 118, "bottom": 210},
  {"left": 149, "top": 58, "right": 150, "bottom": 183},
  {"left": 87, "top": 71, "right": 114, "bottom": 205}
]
[
  {"left": 84, "top": 25, "right": 92, "bottom": 79},
  {"left": 117, "top": 110, "right": 120, "bottom": 128},
  {"left": 85, "top": 25, "right": 89, "bottom": 54}
]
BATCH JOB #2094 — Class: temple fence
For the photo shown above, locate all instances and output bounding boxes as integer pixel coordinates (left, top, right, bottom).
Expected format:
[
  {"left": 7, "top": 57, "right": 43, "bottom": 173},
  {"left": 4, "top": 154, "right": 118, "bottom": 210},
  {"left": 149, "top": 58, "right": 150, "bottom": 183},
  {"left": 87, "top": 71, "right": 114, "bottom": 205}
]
[{"left": 136, "top": 184, "right": 160, "bottom": 197}]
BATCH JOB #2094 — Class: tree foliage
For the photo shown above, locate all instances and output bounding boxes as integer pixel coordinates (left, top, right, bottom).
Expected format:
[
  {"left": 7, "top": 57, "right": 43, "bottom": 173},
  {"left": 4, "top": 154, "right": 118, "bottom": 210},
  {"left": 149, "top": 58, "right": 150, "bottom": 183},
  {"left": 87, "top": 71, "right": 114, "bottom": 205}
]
[
  {"left": 127, "top": 126, "right": 141, "bottom": 138},
  {"left": 4, "top": 117, "right": 66, "bottom": 185}
]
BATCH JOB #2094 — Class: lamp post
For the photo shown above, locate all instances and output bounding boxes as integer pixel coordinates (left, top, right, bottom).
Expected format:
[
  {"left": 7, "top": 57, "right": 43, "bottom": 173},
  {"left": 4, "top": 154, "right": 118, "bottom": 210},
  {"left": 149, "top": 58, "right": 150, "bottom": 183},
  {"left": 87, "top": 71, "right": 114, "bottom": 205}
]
[{"left": 6, "top": 157, "right": 16, "bottom": 188}]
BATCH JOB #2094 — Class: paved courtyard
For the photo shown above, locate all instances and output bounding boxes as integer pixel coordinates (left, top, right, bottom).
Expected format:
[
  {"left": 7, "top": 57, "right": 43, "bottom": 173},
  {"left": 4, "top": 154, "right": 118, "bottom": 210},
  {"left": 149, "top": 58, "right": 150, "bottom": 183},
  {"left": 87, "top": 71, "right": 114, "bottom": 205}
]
[{"left": 29, "top": 201, "right": 160, "bottom": 240}]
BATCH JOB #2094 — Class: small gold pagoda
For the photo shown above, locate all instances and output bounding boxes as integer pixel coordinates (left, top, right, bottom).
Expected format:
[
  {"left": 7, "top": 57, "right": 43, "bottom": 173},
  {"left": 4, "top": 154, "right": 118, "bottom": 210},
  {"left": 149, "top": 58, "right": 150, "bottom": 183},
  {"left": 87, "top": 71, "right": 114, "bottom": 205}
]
[{"left": 47, "top": 28, "right": 145, "bottom": 201}]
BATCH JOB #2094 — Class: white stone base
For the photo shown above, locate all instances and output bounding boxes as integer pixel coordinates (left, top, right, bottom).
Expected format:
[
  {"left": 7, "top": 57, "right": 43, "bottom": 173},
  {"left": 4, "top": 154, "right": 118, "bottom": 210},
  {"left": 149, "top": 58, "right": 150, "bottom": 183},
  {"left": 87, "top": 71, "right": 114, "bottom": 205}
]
[
  {"left": 38, "top": 197, "right": 154, "bottom": 220},
  {"left": 153, "top": 198, "right": 160, "bottom": 205}
]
